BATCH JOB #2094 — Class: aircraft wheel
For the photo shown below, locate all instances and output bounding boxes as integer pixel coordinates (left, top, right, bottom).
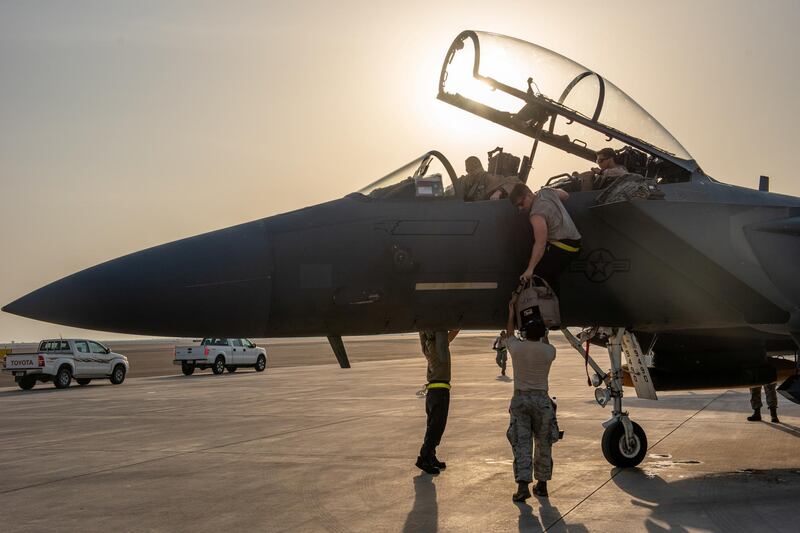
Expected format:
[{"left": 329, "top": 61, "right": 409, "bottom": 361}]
[
  {"left": 212, "top": 356, "right": 226, "bottom": 375},
  {"left": 110, "top": 364, "right": 126, "bottom": 385},
  {"left": 226, "top": 366, "right": 237, "bottom": 373},
  {"left": 18, "top": 376, "right": 36, "bottom": 390},
  {"left": 77, "top": 378, "right": 92, "bottom": 386},
  {"left": 601, "top": 420, "right": 647, "bottom": 468},
  {"left": 54, "top": 365, "right": 72, "bottom": 389},
  {"left": 255, "top": 354, "right": 267, "bottom": 372},
  {"left": 181, "top": 362, "right": 196, "bottom": 376}
]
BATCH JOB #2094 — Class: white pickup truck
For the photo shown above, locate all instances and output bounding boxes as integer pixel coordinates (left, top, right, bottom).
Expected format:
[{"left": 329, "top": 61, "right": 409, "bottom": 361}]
[
  {"left": 2, "top": 339, "right": 129, "bottom": 391},
  {"left": 173, "top": 338, "right": 267, "bottom": 376}
]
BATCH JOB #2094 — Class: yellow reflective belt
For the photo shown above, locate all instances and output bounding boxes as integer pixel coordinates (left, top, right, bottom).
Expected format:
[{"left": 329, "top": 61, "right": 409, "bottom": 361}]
[
  {"left": 549, "top": 240, "right": 581, "bottom": 253},
  {"left": 427, "top": 382, "right": 451, "bottom": 390}
]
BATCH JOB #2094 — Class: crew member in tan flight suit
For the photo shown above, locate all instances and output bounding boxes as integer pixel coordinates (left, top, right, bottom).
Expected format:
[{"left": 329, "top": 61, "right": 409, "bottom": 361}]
[
  {"left": 416, "top": 329, "right": 459, "bottom": 475},
  {"left": 748, "top": 383, "right": 780, "bottom": 423}
]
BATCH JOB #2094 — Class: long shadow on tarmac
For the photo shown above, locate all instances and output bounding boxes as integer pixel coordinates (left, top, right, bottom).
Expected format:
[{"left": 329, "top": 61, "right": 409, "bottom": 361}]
[
  {"left": 612, "top": 467, "right": 800, "bottom": 532},
  {"left": 0, "top": 384, "right": 116, "bottom": 398},
  {"left": 403, "top": 475, "right": 438, "bottom": 532},
  {"left": 515, "top": 501, "right": 544, "bottom": 531},
  {"left": 516, "top": 498, "right": 589, "bottom": 533},
  {"left": 764, "top": 420, "right": 800, "bottom": 438},
  {"left": 149, "top": 371, "right": 262, "bottom": 382}
]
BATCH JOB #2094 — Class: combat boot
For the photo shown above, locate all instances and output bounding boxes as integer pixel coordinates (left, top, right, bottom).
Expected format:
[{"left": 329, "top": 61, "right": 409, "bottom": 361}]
[
  {"left": 770, "top": 407, "right": 780, "bottom": 423},
  {"left": 512, "top": 482, "right": 531, "bottom": 502},
  {"left": 533, "top": 481, "right": 548, "bottom": 497},
  {"left": 415, "top": 456, "right": 440, "bottom": 475},
  {"left": 431, "top": 456, "right": 446, "bottom": 470},
  {"left": 746, "top": 409, "right": 761, "bottom": 422}
]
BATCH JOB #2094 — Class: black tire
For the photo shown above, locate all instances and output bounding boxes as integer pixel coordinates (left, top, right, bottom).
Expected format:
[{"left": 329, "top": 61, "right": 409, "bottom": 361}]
[
  {"left": 54, "top": 365, "right": 72, "bottom": 389},
  {"left": 76, "top": 378, "right": 92, "bottom": 386},
  {"left": 181, "top": 361, "right": 196, "bottom": 376},
  {"left": 212, "top": 355, "right": 225, "bottom": 375},
  {"left": 18, "top": 376, "right": 36, "bottom": 391},
  {"left": 255, "top": 354, "right": 267, "bottom": 372},
  {"left": 601, "top": 419, "right": 648, "bottom": 468},
  {"left": 226, "top": 366, "right": 237, "bottom": 373},
  {"left": 110, "top": 364, "right": 126, "bottom": 385}
]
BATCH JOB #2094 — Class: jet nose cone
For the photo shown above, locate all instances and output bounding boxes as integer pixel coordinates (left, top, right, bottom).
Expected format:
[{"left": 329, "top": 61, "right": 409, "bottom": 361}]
[
  {"left": 3, "top": 220, "right": 273, "bottom": 337},
  {"left": 4, "top": 295, "right": 41, "bottom": 318}
]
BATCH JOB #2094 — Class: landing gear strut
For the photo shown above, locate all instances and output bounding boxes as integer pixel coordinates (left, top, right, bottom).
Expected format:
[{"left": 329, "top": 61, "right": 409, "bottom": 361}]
[{"left": 562, "top": 327, "right": 649, "bottom": 468}]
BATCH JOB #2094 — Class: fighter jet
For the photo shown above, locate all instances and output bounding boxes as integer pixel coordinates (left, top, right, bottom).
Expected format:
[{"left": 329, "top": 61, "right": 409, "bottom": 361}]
[{"left": 5, "top": 31, "right": 799, "bottom": 467}]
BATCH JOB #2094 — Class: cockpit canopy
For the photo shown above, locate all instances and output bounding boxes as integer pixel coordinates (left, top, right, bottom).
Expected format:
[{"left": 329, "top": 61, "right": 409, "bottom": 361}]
[
  {"left": 353, "top": 31, "right": 702, "bottom": 200},
  {"left": 438, "top": 31, "right": 697, "bottom": 173}
]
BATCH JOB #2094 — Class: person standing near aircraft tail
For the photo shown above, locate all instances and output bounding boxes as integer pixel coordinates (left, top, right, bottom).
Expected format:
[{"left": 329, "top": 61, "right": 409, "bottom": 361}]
[
  {"left": 416, "top": 329, "right": 459, "bottom": 475},
  {"left": 509, "top": 183, "right": 582, "bottom": 292},
  {"left": 747, "top": 383, "right": 780, "bottom": 423},
  {"left": 504, "top": 294, "right": 557, "bottom": 501}
]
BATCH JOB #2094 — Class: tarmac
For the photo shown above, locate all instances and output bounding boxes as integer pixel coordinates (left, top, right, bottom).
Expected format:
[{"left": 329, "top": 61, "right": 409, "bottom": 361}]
[{"left": 1, "top": 333, "right": 799, "bottom": 532}]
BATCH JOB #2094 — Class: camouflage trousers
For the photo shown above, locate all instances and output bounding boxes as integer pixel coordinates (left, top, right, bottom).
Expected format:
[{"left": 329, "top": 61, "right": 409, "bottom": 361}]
[
  {"left": 750, "top": 383, "right": 778, "bottom": 410},
  {"left": 506, "top": 391, "right": 556, "bottom": 482}
]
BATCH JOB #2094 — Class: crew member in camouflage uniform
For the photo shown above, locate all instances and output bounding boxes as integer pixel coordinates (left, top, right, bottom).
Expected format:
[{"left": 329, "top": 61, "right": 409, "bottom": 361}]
[
  {"left": 416, "top": 329, "right": 459, "bottom": 475},
  {"left": 504, "top": 294, "right": 558, "bottom": 501},
  {"left": 748, "top": 383, "right": 780, "bottom": 423}
]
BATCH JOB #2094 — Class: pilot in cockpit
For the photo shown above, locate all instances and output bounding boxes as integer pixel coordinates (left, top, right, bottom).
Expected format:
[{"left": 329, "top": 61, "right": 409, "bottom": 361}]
[
  {"left": 461, "top": 156, "right": 521, "bottom": 201},
  {"left": 576, "top": 148, "right": 628, "bottom": 192},
  {"left": 461, "top": 156, "right": 500, "bottom": 201}
]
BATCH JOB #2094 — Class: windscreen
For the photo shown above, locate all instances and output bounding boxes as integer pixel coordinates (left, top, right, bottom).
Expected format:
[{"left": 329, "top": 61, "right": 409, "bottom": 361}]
[
  {"left": 441, "top": 31, "right": 693, "bottom": 162},
  {"left": 357, "top": 151, "right": 458, "bottom": 198}
]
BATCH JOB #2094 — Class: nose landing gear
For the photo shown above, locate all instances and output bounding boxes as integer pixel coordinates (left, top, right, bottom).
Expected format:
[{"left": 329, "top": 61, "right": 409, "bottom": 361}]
[{"left": 562, "top": 327, "right": 653, "bottom": 468}]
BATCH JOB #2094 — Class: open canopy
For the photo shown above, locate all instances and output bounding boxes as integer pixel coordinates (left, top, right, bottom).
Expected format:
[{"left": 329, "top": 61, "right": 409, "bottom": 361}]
[{"left": 438, "top": 31, "right": 697, "bottom": 173}]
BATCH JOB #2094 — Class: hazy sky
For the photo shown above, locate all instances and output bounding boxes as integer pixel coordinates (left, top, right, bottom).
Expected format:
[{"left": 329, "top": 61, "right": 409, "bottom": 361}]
[{"left": 1, "top": 0, "right": 799, "bottom": 342}]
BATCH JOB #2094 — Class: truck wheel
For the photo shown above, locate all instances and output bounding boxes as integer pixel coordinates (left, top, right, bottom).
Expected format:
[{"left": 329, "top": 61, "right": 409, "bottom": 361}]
[
  {"left": 18, "top": 376, "right": 36, "bottom": 390},
  {"left": 226, "top": 366, "right": 237, "bottom": 373},
  {"left": 76, "top": 378, "right": 92, "bottom": 386},
  {"left": 110, "top": 364, "right": 126, "bottom": 385},
  {"left": 212, "top": 355, "right": 225, "bottom": 375},
  {"left": 255, "top": 354, "right": 267, "bottom": 372},
  {"left": 181, "top": 362, "right": 196, "bottom": 376},
  {"left": 54, "top": 365, "right": 72, "bottom": 389}
]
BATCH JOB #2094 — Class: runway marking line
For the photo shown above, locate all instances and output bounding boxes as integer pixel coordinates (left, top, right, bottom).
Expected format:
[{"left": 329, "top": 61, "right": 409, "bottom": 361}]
[{"left": 542, "top": 389, "right": 728, "bottom": 532}]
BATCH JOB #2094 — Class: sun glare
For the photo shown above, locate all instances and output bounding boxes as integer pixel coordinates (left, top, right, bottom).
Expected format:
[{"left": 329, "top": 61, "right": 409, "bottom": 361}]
[{"left": 443, "top": 40, "right": 524, "bottom": 114}]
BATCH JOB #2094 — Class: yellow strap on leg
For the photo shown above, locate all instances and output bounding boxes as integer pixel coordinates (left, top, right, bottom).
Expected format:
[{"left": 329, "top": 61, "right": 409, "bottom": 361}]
[
  {"left": 427, "top": 382, "right": 451, "bottom": 390},
  {"left": 548, "top": 240, "right": 581, "bottom": 253}
]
